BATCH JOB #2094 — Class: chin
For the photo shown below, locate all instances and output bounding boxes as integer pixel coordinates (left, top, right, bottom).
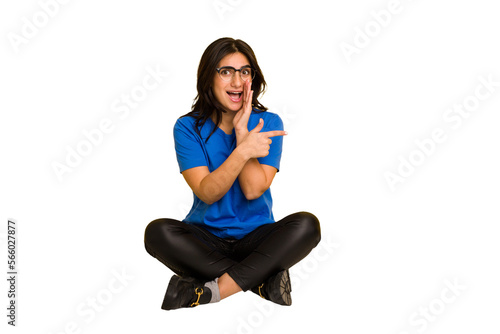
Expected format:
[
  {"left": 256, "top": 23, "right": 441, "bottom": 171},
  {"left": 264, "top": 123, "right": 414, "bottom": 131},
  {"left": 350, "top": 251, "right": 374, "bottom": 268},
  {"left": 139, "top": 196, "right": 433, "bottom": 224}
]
[{"left": 224, "top": 103, "right": 242, "bottom": 113}]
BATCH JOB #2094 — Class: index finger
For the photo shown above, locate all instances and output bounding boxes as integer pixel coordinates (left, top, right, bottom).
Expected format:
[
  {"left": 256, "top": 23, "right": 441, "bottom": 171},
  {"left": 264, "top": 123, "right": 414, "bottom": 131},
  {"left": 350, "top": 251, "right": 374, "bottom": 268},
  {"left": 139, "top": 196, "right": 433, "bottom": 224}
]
[{"left": 264, "top": 130, "right": 288, "bottom": 138}]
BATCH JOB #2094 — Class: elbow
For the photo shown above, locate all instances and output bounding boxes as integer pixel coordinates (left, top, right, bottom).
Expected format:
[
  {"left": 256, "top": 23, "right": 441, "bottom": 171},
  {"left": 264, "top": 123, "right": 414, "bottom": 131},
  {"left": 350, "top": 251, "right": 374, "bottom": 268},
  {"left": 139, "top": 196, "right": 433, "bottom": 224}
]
[
  {"left": 196, "top": 181, "right": 221, "bottom": 205},
  {"left": 244, "top": 193, "right": 259, "bottom": 201},
  {"left": 241, "top": 181, "right": 270, "bottom": 201},
  {"left": 243, "top": 188, "right": 266, "bottom": 201},
  {"left": 202, "top": 198, "right": 215, "bottom": 205},
  {"left": 199, "top": 194, "right": 217, "bottom": 205},
  {"left": 195, "top": 191, "right": 217, "bottom": 205}
]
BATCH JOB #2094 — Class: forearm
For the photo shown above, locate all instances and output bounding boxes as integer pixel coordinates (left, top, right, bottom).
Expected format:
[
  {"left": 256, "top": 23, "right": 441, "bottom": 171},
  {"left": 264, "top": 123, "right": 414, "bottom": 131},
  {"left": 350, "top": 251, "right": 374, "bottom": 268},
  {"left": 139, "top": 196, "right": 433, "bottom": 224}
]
[
  {"left": 238, "top": 159, "right": 268, "bottom": 200},
  {"left": 198, "top": 146, "right": 250, "bottom": 204}
]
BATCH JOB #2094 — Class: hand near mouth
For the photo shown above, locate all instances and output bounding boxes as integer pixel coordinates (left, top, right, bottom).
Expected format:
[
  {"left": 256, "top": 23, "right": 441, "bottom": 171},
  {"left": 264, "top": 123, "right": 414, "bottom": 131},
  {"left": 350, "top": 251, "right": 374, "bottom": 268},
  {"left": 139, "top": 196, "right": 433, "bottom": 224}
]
[{"left": 233, "top": 80, "right": 254, "bottom": 146}]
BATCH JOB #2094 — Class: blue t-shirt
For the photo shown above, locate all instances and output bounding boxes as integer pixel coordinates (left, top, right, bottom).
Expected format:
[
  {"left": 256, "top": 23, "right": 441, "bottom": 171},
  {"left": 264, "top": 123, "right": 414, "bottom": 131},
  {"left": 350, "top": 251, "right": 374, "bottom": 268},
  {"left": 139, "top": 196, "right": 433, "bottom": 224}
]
[{"left": 174, "top": 109, "right": 284, "bottom": 239}]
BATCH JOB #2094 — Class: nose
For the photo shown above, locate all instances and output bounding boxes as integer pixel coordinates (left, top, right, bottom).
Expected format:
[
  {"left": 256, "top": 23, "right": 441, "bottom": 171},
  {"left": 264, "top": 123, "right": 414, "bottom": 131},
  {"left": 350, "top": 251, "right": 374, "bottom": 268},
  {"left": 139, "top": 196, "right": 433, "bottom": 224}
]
[{"left": 231, "top": 72, "right": 244, "bottom": 86}]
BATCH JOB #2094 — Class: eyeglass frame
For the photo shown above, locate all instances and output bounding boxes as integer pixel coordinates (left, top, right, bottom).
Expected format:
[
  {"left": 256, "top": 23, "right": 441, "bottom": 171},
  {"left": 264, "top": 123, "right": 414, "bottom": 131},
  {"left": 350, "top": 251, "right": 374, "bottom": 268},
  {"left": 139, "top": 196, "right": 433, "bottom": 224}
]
[{"left": 215, "top": 65, "right": 256, "bottom": 82}]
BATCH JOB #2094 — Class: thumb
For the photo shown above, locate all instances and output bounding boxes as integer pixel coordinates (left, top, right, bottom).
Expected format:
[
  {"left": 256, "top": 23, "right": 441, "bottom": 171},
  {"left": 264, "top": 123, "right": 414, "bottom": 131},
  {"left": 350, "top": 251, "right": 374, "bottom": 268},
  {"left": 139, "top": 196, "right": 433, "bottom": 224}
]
[{"left": 250, "top": 118, "right": 264, "bottom": 133}]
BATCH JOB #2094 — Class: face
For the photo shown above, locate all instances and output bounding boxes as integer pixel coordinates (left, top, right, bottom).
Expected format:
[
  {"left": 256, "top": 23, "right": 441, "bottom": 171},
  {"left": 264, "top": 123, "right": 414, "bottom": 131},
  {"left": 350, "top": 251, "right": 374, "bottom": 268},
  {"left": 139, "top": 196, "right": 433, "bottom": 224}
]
[{"left": 212, "top": 52, "right": 252, "bottom": 113}]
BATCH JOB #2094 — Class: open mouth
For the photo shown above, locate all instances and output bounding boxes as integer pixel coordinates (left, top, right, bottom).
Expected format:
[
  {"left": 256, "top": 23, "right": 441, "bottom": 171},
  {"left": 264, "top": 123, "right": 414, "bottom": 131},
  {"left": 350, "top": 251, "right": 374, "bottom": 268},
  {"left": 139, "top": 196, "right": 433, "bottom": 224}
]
[{"left": 227, "top": 91, "right": 242, "bottom": 102}]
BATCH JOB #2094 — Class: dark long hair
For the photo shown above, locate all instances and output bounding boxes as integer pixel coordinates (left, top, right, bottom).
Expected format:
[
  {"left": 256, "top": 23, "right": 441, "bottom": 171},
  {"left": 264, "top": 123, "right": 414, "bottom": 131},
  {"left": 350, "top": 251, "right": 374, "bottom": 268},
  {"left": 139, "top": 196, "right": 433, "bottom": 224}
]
[{"left": 181, "top": 37, "right": 268, "bottom": 142}]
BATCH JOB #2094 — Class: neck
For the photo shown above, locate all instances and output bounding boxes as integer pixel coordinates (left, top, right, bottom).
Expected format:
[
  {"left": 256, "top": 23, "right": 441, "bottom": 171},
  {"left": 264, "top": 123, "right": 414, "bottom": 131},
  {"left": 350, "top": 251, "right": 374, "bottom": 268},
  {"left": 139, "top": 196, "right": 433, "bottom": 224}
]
[{"left": 212, "top": 110, "right": 237, "bottom": 134}]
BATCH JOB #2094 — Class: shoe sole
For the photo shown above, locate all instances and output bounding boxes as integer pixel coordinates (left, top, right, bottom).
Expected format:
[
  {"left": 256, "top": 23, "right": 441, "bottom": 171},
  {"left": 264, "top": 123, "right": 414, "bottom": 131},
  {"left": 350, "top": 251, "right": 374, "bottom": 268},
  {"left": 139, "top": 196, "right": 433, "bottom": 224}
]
[
  {"left": 266, "top": 269, "right": 292, "bottom": 306},
  {"left": 279, "top": 270, "right": 292, "bottom": 306}
]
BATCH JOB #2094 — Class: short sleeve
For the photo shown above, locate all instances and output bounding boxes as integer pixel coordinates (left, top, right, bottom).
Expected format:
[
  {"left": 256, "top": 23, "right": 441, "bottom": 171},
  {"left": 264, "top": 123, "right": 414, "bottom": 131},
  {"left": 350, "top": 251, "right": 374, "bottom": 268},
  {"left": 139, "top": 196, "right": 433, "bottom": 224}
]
[
  {"left": 173, "top": 118, "right": 208, "bottom": 173},
  {"left": 257, "top": 113, "right": 284, "bottom": 171}
]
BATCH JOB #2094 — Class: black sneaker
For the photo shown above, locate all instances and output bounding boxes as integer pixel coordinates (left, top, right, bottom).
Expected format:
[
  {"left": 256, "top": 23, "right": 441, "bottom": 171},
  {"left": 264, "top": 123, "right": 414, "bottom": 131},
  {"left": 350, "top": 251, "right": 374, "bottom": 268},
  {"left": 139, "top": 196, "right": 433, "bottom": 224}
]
[
  {"left": 161, "top": 275, "right": 212, "bottom": 310},
  {"left": 251, "top": 269, "right": 292, "bottom": 306}
]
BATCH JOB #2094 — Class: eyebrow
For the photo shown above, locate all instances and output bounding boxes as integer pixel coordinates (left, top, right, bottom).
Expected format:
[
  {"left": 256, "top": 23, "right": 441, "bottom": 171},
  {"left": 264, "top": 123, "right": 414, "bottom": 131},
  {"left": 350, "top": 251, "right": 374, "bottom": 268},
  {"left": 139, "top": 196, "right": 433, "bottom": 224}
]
[{"left": 218, "top": 65, "right": 251, "bottom": 69}]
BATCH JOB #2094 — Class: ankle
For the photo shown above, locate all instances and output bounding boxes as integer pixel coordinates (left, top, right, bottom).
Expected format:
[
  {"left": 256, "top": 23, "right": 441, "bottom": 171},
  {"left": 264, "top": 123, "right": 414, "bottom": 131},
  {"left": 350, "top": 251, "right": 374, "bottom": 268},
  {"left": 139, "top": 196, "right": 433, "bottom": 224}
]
[
  {"left": 204, "top": 278, "right": 221, "bottom": 303},
  {"left": 218, "top": 273, "right": 242, "bottom": 300}
]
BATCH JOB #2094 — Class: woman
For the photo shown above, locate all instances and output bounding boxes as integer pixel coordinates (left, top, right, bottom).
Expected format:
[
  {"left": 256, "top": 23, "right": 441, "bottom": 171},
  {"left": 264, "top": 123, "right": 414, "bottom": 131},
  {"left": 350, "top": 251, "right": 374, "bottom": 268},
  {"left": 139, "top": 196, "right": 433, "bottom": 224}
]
[{"left": 144, "top": 37, "right": 321, "bottom": 310}]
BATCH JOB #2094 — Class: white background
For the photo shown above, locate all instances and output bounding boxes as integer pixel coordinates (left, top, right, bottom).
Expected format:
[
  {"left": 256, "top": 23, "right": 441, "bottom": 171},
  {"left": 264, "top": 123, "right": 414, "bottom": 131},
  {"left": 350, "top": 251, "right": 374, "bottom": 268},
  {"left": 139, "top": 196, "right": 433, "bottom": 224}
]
[{"left": 1, "top": 0, "right": 499, "bottom": 333}]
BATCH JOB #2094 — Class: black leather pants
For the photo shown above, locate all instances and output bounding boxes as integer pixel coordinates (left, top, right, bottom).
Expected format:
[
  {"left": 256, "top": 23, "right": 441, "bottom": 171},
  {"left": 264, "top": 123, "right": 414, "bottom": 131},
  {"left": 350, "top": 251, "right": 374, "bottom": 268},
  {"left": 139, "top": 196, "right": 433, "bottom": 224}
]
[{"left": 144, "top": 211, "right": 321, "bottom": 291}]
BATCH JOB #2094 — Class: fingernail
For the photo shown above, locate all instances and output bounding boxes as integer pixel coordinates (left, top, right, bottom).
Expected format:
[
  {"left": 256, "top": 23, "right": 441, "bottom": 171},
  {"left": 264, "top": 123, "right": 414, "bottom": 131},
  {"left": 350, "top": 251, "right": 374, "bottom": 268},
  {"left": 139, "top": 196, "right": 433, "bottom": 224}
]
[{"left": 284, "top": 131, "right": 288, "bottom": 135}]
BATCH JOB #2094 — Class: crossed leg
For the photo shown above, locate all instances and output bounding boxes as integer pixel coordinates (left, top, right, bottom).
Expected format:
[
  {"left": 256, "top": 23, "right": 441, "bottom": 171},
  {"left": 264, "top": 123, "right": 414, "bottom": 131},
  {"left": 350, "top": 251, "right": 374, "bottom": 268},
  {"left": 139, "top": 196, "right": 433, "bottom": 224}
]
[{"left": 144, "top": 212, "right": 321, "bottom": 305}]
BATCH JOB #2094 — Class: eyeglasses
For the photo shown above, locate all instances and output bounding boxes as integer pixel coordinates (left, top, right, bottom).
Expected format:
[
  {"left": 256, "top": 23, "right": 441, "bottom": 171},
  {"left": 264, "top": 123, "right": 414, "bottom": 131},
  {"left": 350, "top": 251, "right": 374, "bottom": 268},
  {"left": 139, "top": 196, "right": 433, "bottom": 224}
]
[{"left": 215, "top": 66, "right": 255, "bottom": 82}]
